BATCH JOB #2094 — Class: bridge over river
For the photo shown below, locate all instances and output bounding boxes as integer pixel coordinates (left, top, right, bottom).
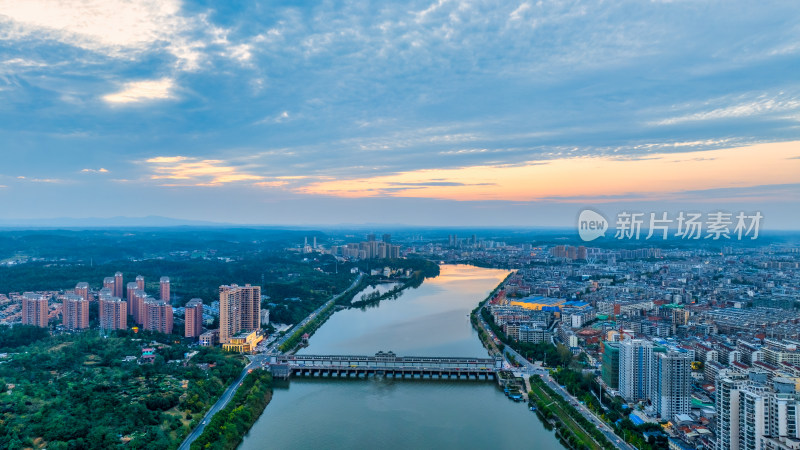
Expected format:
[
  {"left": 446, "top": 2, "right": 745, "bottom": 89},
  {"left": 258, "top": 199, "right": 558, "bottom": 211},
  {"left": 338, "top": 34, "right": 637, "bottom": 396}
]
[{"left": 269, "top": 351, "right": 503, "bottom": 381}]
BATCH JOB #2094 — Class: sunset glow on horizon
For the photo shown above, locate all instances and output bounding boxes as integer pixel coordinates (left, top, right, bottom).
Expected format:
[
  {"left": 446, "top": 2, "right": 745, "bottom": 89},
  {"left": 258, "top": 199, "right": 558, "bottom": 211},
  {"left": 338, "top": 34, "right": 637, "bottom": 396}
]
[
  {"left": 2, "top": 0, "right": 800, "bottom": 226},
  {"left": 299, "top": 141, "right": 800, "bottom": 202}
]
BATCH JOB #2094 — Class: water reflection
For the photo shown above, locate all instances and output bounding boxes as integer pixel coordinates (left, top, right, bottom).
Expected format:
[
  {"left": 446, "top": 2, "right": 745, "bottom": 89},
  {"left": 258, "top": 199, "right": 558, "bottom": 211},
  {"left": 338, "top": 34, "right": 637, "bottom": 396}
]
[{"left": 239, "top": 265, "right": 564, "bottom": 450}]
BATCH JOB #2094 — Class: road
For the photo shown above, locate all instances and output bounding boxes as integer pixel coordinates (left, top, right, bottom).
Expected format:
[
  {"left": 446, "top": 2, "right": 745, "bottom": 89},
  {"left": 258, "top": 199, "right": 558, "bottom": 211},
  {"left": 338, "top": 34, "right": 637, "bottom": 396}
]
[
  {"left": 178, "top": 273, "right": 364, "bottom": 450},
  {"left": 177, "top": 357, "right": 265, "bottom": 450},
  {"left": 502, "top": 344, "right": 633, "bottom": 450},
  {"left": 476, "top": 298, "right": 632, "bottom": 450},
  {"left": 474, "top": 301, "right": 502, "bottom": 356}
]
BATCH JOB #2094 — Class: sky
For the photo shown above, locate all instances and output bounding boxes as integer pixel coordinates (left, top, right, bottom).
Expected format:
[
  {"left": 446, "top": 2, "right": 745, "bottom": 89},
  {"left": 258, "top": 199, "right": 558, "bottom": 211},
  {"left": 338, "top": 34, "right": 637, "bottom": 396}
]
[{"left": 1, "top": 0, "right": 799, "bottom": 228}]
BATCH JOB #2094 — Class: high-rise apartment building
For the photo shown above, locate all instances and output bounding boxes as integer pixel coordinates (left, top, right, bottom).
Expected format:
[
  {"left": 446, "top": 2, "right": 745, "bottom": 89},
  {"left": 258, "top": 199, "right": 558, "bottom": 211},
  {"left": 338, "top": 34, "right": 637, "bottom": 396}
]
[
  {"left": 136, "top": 275, "right": 145, "bottom": 290},
  {"left": 219, "top": 284, "right": 261, "bottom": 344},
  {"left": 738, "top": 386, "right": 770, "bottom": 450},
  {"left": 716, "top": 370, "right": 749, "bottom": 450},
  {"left": 143, "top": 300, "right": 173, "bottom": 334},
  {"left": 98, "top": 287, "right": 112, "bottom": 324},
  {"left": 62, "top": 293, "right": 89, "bottom": 330},
  {"left": 651, "top": 351, "right": 691, "bottom": 420},
  {"left": 114, "top": 271, "right": 123, "bottom": 298},
  {"left": 715, "top": 370, "right": 800, "bottom": 450},
  {"left": 130, "top": 289, "right": 148, "bottom": 324},
  {"left": 619, "top": 339, "right": 654, "bottom": 402},
  {"left": 99, "top": 296, "right": 127, "bottom": 331},
  {"left": 103, "top": 276, "right": 115, "bottom": 292},
  {"left": 601, "top": 341, "right": 620, "bottom": 389},
  {"left": 766, "top": 384, "right": 800, "bottom": 442},
  {"left": 185, "top": 298, "right": 204, "bottom": 338},
  {"left": 160, "top": 276, "right": 170, "bottom": 303},
  {"left": 126, "top": 282, "right": 138, "bottom": 318},
  {"left": 22, "top": 293, "right": 49, "bottom": 328},
  {"left": 74, "top": 282, "right": 89, "bottom": 301}
]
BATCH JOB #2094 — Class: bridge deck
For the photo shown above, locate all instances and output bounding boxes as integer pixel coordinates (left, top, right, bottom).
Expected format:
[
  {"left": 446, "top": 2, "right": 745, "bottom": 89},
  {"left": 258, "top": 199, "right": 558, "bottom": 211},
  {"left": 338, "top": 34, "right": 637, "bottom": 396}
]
[{"left": 270, "top": 352, "right": 503, "bottom": 380}]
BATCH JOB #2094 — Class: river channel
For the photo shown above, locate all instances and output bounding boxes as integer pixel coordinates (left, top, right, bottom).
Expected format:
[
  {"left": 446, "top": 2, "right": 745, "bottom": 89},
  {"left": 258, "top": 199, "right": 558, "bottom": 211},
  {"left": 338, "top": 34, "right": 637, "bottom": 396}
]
[{"left": 240, "top": 264, "right": 564, "bottom": 450}]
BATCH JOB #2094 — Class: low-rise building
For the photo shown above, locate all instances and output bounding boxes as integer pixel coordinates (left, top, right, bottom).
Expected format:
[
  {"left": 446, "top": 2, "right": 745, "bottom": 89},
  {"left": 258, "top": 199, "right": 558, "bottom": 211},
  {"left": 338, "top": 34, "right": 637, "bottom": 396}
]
[
  {"left": 222, "top": 330, "right": 262, "bottom": 353},
  {"left": 199, "top": 329, "right": 219, "bottom": 347}
]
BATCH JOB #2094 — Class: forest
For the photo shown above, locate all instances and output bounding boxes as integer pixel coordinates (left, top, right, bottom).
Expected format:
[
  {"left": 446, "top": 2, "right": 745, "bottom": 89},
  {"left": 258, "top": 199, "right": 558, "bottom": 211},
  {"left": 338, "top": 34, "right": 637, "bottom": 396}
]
[{"left": 0, "top": 330, "right": 245, "bottom": 449}]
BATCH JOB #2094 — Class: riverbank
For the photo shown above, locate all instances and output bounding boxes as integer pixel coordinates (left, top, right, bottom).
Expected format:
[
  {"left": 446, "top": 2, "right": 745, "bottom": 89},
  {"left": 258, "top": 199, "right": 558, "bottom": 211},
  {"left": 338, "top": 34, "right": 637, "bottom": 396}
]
[
  {"left": 190, "top": 370, "right": 273, "bottom": 450},
  {"left": 279, "top": 300, "right": 336, "bottom": 353},
  {"left": 239, "top": 264, "right": 561, "bottom": 450},
  {"left": 528, "top": 376, "right": 615, "bottom": 450},
  {"left": 273, "top": 273, "right": 365, "bottom": 354},
  {"left": 345, "top": 259, "right": 441, "bottom": 309},
  {"left": 470, "top": 274, "right": 624, "bottom": 450},
  {"left": 470, "top": 271, "right": 514, "bottom": 356}
]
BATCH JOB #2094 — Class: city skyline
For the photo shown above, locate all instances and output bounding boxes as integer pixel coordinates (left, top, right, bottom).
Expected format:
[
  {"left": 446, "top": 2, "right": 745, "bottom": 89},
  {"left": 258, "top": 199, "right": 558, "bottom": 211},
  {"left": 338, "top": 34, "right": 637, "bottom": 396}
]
[{"left": 1, "top": 1, "right": 799, "bottom": 227}]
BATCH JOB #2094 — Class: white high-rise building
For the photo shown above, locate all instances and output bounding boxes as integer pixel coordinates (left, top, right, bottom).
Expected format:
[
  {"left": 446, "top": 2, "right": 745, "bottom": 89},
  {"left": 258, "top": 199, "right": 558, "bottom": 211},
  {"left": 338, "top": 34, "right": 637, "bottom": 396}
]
[
  {"left": 619, "top": 339, "right": 653, "bottom": 402},
  {"left": 738, "top": 386, "right": 769, "bottom": 450},
  {"left": 716, "top": 370, "right": 748, "bottom": 450},
  {"left": 716, "top": 371, "right": 800, "bottom": 450},
  {"left": 651, "top": 351, "right": 692, "bottom": 420}
]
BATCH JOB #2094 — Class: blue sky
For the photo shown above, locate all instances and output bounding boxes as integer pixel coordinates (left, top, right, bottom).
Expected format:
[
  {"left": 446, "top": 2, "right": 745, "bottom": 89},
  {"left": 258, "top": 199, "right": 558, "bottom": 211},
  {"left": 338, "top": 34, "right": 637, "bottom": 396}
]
[{"left": 1, "top": 0, "right": 799, "bottom": 227}]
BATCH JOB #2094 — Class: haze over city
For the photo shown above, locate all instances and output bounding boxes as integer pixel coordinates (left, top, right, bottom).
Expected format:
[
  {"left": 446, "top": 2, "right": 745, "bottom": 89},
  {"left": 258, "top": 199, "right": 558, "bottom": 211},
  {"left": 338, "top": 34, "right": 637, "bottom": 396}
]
[{"left": 1, "top": 0, "right": 799, "bottom": 227}]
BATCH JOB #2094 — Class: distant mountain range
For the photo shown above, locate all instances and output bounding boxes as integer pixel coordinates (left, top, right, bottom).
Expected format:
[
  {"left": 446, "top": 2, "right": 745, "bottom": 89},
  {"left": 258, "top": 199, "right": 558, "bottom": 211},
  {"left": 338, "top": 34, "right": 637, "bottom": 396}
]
[
  {"left": 0, "top": 216, "right": 575, "bottom": 230},
  {"left": 0, "top": 216, "right": 230, "bottom": 228}
]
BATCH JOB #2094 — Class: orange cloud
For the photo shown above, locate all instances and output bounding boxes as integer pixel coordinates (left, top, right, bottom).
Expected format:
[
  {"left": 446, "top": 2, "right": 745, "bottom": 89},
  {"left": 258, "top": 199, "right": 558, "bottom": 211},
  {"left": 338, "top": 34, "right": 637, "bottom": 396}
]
[
  {"left": 299, "top": 141, "right": 800, "bottom": 201},
  {"left": 146, "top": 156, "right": 264, "bottom": 186}
]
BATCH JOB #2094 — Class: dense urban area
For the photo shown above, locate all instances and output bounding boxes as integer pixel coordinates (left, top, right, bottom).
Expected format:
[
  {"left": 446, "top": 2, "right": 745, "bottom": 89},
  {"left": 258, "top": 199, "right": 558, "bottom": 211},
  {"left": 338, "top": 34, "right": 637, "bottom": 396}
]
[{"left": 1, "top": 228, "right": 799, "bottom": 450}]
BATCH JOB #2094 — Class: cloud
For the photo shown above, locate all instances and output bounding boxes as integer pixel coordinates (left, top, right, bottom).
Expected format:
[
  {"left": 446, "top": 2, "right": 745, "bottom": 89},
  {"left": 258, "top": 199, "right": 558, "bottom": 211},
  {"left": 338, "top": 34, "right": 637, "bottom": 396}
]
[
  {"left": 0, "top": 0, "right": 196, "bottom": 67},
  {"left": 652, "top": 94, "right": 800, "bottom": 126},
  {"left": 3, "top": 0, "right": 800, "bottom": 228},
  {"left": 384, "top": 181, "right": 495, "bottom": 187},
  {"left": 80, "top": 168, "right": 109, "bottom": 173},
  {"left": 146, "top": 156, "right": 189, "bottom": 163},
  {"left": 144, "top": 155, "right": 264, "bottom": 186},
  {"left": 103, "top": 78, "right": 176, "bottom": 104},
  {"left": 253, "top": 181, "right": 289, "bottom": 188},
  {"left": 0, "top": 58, "right": 52, "bottom": 75},
  {"left": 299, "top": 141, "right": 800, "bottom": 202},
  {"left": 0, "top": 0, "right": 263, "bottom": 76},
  {"left": 509, "top": 3, "right": 531, "bottom": 21},
  {"left": 255, "top": 111, "right": 292, "bottom": 125},
  {"left": 28, "top": 178, "right": 66, "bottom": 183},
  {"left": 15, "top": 176, "right": 64, "bottom": 183}
]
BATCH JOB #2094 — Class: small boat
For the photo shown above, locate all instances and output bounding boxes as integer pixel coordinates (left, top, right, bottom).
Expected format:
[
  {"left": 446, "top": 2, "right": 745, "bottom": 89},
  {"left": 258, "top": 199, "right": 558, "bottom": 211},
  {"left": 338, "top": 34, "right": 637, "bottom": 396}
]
[{"left": 530, "top": 406, "right": 537, "bottom": 412}]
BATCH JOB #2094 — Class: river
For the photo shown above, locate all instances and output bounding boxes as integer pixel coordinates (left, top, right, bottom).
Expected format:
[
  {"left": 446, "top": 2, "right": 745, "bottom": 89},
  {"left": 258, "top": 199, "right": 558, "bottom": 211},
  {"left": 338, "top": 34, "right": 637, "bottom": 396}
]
[{"left": 240, "top": 264, "right": 564, "bottom": 450}]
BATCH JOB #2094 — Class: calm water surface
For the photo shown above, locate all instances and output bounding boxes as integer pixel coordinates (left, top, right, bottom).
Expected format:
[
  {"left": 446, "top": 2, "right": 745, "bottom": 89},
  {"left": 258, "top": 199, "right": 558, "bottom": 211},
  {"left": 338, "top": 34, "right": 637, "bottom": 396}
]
[{"left": 240, "top": 265, "right": 564, "bottom": 450}]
